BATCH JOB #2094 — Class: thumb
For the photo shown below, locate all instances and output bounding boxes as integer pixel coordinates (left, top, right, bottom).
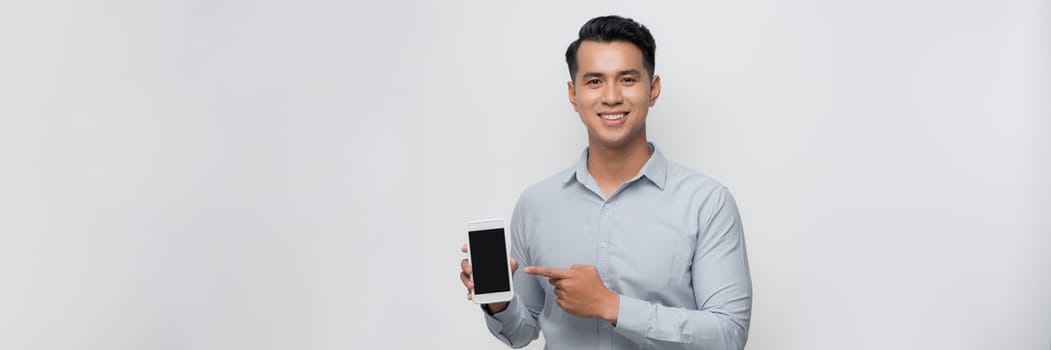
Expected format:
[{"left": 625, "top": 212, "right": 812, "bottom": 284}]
[{"left": 510, "top": 258, "right": 519, "bottom": 273}]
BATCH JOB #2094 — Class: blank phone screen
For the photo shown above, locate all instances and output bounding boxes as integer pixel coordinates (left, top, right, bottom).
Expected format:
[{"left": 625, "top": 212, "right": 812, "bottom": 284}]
[{"left": 468, "top": 228, "right": 511, "bottom": 294}]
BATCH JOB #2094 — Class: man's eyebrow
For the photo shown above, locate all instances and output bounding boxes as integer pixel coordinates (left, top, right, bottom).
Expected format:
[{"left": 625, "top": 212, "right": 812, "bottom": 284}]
[
  {"left": 618, "top": 69, "right": 642, "bottom": 76},
  {"left": 580, "top": 72, "right": 605, "bottom": 79}
]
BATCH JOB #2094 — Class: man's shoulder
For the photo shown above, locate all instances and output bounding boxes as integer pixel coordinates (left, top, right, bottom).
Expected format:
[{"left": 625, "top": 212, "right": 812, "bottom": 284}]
[
  {"left": 664, "top": 159, "right": 730, "bottom": 196},
  {"left": 515, "top": 166, "right": 576, "bottom": 209}
]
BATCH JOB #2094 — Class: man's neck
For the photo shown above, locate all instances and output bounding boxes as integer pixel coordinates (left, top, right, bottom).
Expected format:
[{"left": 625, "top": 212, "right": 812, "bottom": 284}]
[{"left": 587, "top": 136, "right": 653, "bottom": 197}]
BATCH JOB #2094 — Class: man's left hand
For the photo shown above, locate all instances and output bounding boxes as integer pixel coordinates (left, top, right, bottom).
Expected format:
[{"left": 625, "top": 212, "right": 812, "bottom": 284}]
[{"left": 525, "top": 264, "right": 619, "bottom": 324}]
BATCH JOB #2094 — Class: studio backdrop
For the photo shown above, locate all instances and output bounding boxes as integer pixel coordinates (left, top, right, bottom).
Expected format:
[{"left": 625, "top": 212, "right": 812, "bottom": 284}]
[{"left": 1, "top": 0, "right": 1048, "bottom": 349}]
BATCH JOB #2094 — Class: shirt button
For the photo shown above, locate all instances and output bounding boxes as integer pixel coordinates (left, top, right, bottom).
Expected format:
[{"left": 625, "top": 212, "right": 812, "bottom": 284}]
[
  {"left": 601, "top": 323, "right": 609, "bottom": 329},
  {"left": 604, "top": 204, "right": 612, "bottom": 209},
  {"left": 600, "top": 242, "right": 608, "bottom": 248}
]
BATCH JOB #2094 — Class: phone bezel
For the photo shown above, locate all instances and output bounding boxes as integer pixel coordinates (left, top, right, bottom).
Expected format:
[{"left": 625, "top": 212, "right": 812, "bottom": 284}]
[{"left": 466, "top": 218, "right": 514, "bottom": 304}]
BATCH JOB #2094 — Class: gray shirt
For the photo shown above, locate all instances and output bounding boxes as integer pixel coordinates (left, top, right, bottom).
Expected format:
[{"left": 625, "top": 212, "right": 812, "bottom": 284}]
[{"left": 484, "top": 143, "right": 752, "bottom": 349}]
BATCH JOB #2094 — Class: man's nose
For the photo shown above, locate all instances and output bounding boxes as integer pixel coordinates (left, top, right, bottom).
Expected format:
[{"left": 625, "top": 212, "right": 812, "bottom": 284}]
[{"left": 601, "top": 84, "right": 623, "bottom": 105}]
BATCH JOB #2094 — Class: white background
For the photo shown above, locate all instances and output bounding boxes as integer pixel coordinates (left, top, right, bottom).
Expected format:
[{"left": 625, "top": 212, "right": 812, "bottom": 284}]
[{"left": 1, "top": 0, "right": 1049, "bottom": 349}]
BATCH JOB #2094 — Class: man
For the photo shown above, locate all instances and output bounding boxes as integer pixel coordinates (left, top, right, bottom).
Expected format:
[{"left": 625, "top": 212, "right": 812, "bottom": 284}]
[{"left": 459, "top": 15, "right": 752, "bottom": 349}]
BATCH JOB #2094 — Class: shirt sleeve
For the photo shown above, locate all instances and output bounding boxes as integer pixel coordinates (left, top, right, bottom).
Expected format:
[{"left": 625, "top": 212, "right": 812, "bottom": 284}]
[
  {"left": 613, "top": 186, "right": 753, "bottom": 349},
  {"left": 481, "top": 198, "right": 546, "bottom": 348}
]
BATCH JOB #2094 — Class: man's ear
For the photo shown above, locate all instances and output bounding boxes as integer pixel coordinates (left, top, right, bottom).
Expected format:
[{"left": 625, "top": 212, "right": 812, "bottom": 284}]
[
  {"left": 649, "top": 75, "right": 662, "bottom": 107},
  {"left": 567, "top": 80, "right": 578, "bottom": 111}
]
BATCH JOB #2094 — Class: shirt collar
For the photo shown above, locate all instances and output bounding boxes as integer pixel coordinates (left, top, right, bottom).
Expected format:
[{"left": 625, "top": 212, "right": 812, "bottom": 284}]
[{"left": 563, "top": 142, "right": 668, "bottom": 191}]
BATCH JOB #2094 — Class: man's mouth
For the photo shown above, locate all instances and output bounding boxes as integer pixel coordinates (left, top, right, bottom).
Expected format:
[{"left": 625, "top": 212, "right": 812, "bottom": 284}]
[{"left": 599, "top": 112, "right": 627, "bottom": 121}]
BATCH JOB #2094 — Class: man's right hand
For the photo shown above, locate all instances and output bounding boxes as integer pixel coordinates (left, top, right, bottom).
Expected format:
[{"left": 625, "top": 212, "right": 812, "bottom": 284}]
[{"left": 460, "top": 243, "right": 518, "bottom": 314}]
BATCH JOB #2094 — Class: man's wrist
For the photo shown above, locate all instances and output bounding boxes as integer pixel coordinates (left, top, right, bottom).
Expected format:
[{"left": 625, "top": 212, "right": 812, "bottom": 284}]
[{"left": 483, "top": 301, "right": 510, "bottom": 315}]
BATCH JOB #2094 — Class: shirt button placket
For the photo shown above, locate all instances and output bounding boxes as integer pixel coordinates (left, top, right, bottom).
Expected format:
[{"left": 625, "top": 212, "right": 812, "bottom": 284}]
[
  {"left": 598, "top": 202, "right": 614, "bottom": 281},
  {"left": 597, "top": 201, "right": 614, "bottom": 348}
]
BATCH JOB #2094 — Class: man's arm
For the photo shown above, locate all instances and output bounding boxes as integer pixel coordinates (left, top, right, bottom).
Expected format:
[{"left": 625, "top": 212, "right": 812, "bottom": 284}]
[{"left": 613, "top": 186, "right": 753, "bottom": 349}]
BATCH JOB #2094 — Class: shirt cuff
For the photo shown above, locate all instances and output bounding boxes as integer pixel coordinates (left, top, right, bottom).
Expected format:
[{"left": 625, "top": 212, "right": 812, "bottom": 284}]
[
  {"left": 612, "top": 294, "right": 653, "bottom": 343},
  {"left": 481, "top": 296, "right": 522, "bottom": 333}
]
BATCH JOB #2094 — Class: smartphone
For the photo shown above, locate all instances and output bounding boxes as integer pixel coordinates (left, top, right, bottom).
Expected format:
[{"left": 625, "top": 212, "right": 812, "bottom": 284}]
[{"left": 466, "top": 218, "right": 514, "bottom": 304}]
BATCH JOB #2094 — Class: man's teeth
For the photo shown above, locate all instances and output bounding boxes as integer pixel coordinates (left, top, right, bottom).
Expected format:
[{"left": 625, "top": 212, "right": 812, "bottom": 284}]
[{"left": 600, "top": 113, "right": 626, "bottom": 120}]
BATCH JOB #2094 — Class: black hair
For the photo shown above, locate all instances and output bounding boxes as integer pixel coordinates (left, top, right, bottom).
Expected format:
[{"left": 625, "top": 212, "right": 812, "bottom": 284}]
[{"left": 565, "top": 15, "right": 656, "bottom": 81}]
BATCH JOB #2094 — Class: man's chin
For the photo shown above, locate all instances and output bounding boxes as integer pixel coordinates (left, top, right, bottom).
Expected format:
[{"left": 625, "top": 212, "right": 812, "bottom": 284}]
[{"left": 588, "top": 135, "right": 635, "bottom": 149}]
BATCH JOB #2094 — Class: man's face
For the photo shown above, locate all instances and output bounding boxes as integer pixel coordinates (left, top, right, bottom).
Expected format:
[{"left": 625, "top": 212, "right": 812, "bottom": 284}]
[{"left": 568, "top": 40, "right": 661, "bottom": 149}]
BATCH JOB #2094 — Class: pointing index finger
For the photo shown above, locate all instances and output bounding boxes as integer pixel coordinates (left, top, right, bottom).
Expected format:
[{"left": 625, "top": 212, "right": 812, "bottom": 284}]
[{"left": 524, "top": 266, "right": 573, "bottom": 279}]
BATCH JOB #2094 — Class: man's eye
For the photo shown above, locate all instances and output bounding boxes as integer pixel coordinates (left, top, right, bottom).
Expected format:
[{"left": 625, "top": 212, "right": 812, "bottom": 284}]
[
  {"left": 587, "top": 79, "right": 601, "bottom": 85},
  {"left": 621, "top": 77, "right": 636, "bottom": 83}
]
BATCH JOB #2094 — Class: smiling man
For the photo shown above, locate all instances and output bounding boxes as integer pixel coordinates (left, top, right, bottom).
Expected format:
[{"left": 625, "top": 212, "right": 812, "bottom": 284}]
[{"left": 460, "top": 15, "right": 752, "bottom": 349}]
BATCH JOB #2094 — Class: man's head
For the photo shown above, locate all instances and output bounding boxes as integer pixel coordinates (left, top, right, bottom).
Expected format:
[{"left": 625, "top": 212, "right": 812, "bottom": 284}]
[
  {"left": 565, "top": 15, "right": 661, "bottom": 150},
  {"left": 566, "top": 16, "right": 656, "bottom": 81}
]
